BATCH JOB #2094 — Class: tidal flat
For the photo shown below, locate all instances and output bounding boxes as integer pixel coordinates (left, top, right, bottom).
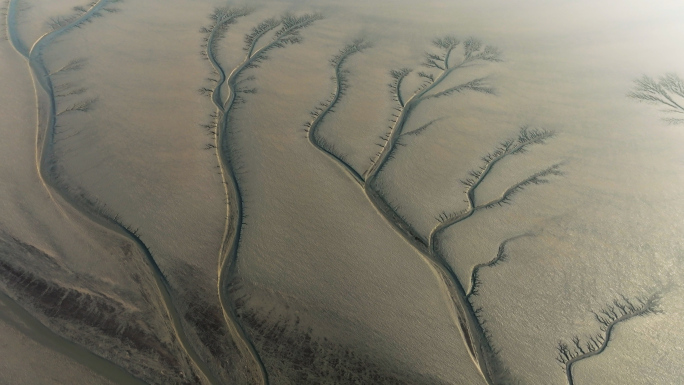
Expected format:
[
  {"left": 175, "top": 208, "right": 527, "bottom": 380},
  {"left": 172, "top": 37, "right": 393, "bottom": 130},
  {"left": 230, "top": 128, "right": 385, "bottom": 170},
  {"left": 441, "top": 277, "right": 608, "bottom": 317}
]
[{"left": 1, "top": 0, "right": 683, "bottom": 384}]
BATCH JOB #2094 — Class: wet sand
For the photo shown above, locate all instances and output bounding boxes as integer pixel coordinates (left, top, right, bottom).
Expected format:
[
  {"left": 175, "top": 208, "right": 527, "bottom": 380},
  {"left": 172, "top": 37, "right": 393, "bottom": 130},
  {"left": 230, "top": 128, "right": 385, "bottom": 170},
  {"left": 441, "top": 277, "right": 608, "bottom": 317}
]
[{"left": 1, "top": 0, "right": 684, "bottom": 384}]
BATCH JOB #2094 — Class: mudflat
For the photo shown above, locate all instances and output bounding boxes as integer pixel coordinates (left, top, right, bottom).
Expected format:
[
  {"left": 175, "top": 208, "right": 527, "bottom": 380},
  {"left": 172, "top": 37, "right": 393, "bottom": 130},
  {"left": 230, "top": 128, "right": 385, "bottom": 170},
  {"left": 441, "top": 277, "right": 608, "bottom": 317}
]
[{"left": 1, "top": 0, "right": 683, "bottom": 384}]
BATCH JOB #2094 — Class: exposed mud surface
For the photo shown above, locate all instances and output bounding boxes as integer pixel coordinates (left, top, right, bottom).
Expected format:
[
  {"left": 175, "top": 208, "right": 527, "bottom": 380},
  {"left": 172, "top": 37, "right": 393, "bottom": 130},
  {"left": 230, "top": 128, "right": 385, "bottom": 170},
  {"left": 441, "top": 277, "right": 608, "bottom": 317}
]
[
  {"left": 0, "top": 233, "right": 196, "bottom": 384},
  {"left": 2, "top": 0, "right": 684, "bottom": 384},
  {"left": 230, "top": 282, "right": 451, "bottom": 385}
]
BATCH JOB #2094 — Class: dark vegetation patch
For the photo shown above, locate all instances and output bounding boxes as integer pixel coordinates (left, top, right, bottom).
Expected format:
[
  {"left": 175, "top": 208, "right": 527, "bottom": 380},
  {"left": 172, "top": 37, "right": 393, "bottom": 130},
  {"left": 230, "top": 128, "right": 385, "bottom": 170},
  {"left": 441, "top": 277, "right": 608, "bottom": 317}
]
[
  {"left": 171, "top": 259, "right": 250, "bottom": 384},
  {"left": 230, "top": 281, "right": 449, "bottom": 385},
  {"left": 182, "top": 290, "right": 250, "bottom": 382},
  {"left": 184, "top": 295, "right": 231, "bottom": 359},
  {"left": 0, "top": 234, "right": 194, "bottom": 384}
]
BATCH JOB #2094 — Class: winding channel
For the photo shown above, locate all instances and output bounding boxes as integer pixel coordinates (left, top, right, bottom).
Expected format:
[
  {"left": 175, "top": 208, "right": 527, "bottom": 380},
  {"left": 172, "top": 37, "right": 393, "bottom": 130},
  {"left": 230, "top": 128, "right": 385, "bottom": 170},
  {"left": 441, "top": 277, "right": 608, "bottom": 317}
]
[
  {"left": 206, "top": 13, "right": 324, "bottom": 385},
  {"left": 304, "top": 46, "right": 494, "bottom": 381},
  {"left": 304, "top": 43, "right": 526, "bottom": 384},
  {"left": 563, "top": 294, "right": 659, "bottom": 385},
  {"left": 5, "top": 1, "right": 221, "bottom": 384},
  {"left": 205, "top": 13, "right": 269, "bottom": 385}
]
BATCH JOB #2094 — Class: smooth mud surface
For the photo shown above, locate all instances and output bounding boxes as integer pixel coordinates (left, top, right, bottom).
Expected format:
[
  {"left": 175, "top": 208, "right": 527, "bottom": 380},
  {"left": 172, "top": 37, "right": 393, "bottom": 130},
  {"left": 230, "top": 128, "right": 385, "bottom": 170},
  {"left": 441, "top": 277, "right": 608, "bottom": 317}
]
[{"left": 1, "top": 0, "right": 684, "bottom": 384}]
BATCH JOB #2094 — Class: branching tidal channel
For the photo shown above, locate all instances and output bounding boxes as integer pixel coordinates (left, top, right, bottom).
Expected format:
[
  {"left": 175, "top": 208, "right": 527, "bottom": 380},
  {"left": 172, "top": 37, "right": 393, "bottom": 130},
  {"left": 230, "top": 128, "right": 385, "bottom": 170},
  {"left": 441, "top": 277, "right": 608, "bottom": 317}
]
[
  {"left": 5, "top": 1, "right": 221, "bottom": 384},
  {"left": 201, "top": 7, "right": 322, "bottom": 385},
  {"left": 305, "top": 36, "right": 561, "bottom": 384},
  {"left": 3, "top": 2, "right": 667, "bottom": 384}
]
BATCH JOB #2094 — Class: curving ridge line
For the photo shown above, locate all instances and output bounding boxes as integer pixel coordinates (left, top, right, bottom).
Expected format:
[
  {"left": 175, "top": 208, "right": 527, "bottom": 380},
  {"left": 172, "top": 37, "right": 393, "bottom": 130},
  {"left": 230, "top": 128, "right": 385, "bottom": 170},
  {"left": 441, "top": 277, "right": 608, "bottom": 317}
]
[
  {"left": 305, "top": 42, "right": 518, "bottom": 385},
  {"left": 6, "top": 2, "right": 222, "bottom": 384},
  {"left": 563, "top": 293, "right": 660, "bottom": 385},
  {"left": 206, "top": 13, "right": 324, "bottom": 385},
  {"left": 205, "top": 13, "right": 269, "bottom": 385},
  {"left": 418, "top": 242, "right": 495, "bottom": 384}
]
